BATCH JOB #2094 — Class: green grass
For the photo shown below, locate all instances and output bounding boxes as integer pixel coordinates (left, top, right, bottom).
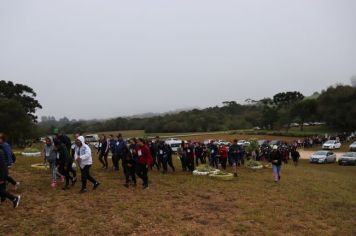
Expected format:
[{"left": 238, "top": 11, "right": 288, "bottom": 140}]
[{"left": 1, "top": 151, "right": 355, "bottom": 235}]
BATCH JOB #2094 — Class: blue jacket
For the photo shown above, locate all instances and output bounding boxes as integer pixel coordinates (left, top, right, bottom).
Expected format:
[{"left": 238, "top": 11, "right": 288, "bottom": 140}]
[
  {"left": 114, "top": 140, "right": 127, "bottom": 156},
  {"left": 0, "top": 143, "right": 13, "bottom": 166}
]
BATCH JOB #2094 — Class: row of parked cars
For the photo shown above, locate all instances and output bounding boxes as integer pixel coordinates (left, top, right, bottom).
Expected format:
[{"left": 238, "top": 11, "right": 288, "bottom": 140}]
[{"left": 309, "top": 150, "right": 356, "bottom": 165}]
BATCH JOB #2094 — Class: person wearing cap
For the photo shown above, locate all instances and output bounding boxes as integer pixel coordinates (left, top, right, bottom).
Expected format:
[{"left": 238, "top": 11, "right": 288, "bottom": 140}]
[
  {"left": 55, "top": 140, "right": 76, "bottom": 190},
  {"left": 270, "top": 145, "right": 283, "bottom": 182},
  {"left": 74, "top": 136, "right": 100, "bottom": 193},
  {"left": 53, "top": 129, "right": 71, "bottom": 152}
]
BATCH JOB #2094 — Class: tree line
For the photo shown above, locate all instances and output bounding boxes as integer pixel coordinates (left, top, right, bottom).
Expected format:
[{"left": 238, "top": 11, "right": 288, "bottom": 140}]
[
  {"left": 38, "top": 84, "right": 356, "bottom": 135},
  {"left": 1, "top": 80, "right": 355, "bottom": 143}
]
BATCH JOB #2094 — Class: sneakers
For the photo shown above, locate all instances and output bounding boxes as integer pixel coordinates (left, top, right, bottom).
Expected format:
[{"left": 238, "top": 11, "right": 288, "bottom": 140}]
[
  {"left": 13, "top": 196, "right": 21, "bottom": 209},
  {"left": 51, "top": 181, "right": 57, "bottom": 188},
  {"left": 62, "top": 186, "right": 69, "bottom": 191},
  {"left": 93, "top": 182, "right": 100, "bottom": 190},
  {"left": 234, "top": 173, "right": 238, "bottom": 177}
]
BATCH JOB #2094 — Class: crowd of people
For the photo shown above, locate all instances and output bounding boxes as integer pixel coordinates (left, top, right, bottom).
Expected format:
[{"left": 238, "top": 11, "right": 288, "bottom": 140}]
[{"left": 0, "top": 130, "right": 305, "bottom": 209}]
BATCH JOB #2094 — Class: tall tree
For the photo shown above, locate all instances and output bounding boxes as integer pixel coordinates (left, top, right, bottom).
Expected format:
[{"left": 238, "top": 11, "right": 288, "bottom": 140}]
[{"left": 0, "top": 80, "right": 42, "bottom": 122}]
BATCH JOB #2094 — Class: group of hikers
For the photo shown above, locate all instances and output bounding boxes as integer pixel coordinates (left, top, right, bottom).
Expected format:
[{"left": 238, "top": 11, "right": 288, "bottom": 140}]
[{"left": 0, "top": 130, "right": 301, "bottom": 209}]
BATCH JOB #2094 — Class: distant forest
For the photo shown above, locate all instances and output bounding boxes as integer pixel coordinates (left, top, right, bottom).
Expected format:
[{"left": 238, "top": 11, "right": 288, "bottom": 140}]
[{"left": 37, "top": 85, "right": 356, "bottom": 135}]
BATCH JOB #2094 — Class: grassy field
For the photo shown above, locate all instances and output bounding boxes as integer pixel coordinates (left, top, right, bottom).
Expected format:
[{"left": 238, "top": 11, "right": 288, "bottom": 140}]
[{"left": 1, "top": 151, "right": 355, "bottom": 236}]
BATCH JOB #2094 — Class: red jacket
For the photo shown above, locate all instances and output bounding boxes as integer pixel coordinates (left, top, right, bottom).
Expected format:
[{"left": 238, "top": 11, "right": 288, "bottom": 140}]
[
  {"left": 219, "top": 146, "right": 228, "bottom": 159},
  {"left": 136, "top": 144, "right": 153, "bottom": 165}
]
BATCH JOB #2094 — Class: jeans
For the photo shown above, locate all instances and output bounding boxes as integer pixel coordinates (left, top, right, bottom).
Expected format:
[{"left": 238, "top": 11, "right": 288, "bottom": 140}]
[
  {"left": 272, "top": 164, "right": 282, "bottom": 181},
  {"left": 80, "top": 165, "right": 97, "bottom": 190}
]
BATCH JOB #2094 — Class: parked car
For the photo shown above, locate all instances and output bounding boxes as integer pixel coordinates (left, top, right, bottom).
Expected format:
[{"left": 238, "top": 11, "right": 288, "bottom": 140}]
[
  {"left": 338, "top": 152, "right": 356, "bottom": 166},
  {"left": 165, "top": 138, "right": 182, "bottom": 152},
  {"left": 322, "top": 140, "right": 342, "bottom": 150},
  {"left": 216, "top": 140, "right": 231, "bottom": 146},
  {"left": 237, "top": 140, "right": 250, "bottom": 147},
  {"left": 349, "top": 141, "right": 356, "bottom": 151},
  {"left": 290, "top": 123, "right": 300, "bottom": 127},
  {"left": 309, "top": 150, "right": 337, "bottom": 164},
  {"left": 84, "top": 134, "right": 100, "bottom": 148},
  {"left": 257, "top": 140, "right": 269, "bottom": 146},
  {"left": 203, "top": 139, "right": 214, "bottom": 145},
  {"left": 270, "top": 140, "right": 282, "bottom": 147}
]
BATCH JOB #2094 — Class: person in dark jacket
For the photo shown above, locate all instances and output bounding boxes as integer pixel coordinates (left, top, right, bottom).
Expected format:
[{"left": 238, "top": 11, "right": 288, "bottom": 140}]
[
  {"left": 123, "top": 139, "right": 137, "bottom": 188},
  {"left": 195, "top": 143, "right": 204, "bottom": 166},
  {"left": 165, "top": 143, "right": 175, "bottom": 172},
  {"left": 114, "top": 134, "right": 127, "bottom": 171},
  {"left": 55, "top": 141, "right": 76, "bottom": 190},
  {"left": 209, "top": 141, "right": 219, "bottom": 169},
  {"left": 0, "top": 133, "right": 19, "bottom": 190},
  {"left": 291, "top": 148, "right": 300, "bottom": 167},
  {"left": 53, "top": 129, "right": 72, "bottom": 152},
  {"left": 0, "top": 146, "right": 20, "bottom": 208},
  {"left": 270, "top": 146, "right": 283, "bottom": 182},
  {"left": 97, "top": 135, "right": 109, "bottom": 169},
  {"left": 186, "top": 143, "right": 195, "bottom": 172},
  {"left": 178, "top": 142, "right": 188, "bottom": 171},
  {"left": 229, "top": 139, "right": 240, "bottom": 177},
  {"left": 109, "top": 135, "right": 118, "bottom": 171}
]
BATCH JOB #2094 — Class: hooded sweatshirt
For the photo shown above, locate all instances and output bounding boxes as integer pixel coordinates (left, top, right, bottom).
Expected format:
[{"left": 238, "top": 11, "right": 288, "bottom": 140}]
[{"left": 74, "top": 136, "right": 93, "bottom": 169}]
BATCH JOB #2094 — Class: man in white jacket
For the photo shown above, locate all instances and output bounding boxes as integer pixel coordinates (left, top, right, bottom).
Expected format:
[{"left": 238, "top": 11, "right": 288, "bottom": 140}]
[{"left": 75, "top": 136, "right": 100, "bottom": 193}]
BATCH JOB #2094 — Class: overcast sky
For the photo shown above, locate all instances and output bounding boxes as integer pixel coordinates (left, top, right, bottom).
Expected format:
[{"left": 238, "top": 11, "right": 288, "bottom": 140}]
[{"left": 0, "top": 0, "right": 355, "bottom": 120}]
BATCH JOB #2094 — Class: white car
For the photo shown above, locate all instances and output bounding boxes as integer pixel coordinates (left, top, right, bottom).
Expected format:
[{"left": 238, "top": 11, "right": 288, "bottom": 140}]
[
  {"left": 338, "top": 152, "right": 356, "bottom": 166},
  {"left": 349, "top": 141, "right": 356, "bottom": 151},
  {"left": 237, "top": 140, "right": 250, "bottom": 147},
  {"left": 216, "top": 140, "right": 231, "bottom": 146},
  {"left": 310, "top": 150, "right": 337, "bottom": 164},
  {"left": 322, "top": 140, "right": 341, "bottom": 150},
  {"left": 84, "top": 134, "right": 100, "bottom": 148},
  {"left": 165, "top": 138, "right": 182, "bottom": 152}
]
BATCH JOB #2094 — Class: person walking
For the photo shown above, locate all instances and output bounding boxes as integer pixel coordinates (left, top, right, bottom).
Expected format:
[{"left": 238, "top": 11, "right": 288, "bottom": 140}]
[
  {"left": 135, "top": 139, "right": 153, "bottom": 190},
  {"left": 0, "top": 145, "right": 20, "bottom": 208},
  {"left": 55, "top": 141, "right": 76, "bottom": 190},
  {"left": 291, "top": 148, "right": 300, "bottom": 167},
  {"left": 219, "top": 145, "right": 228, "bottom": 170},
  {"left": 123, "top": 139, "right": 137, "bottom": 188},
  {"left": 229, "top": 139, "right": 240, "bottom": 177},
  {"left": 44, "top": 137, "right": 58, "bottom": 188},
  {"left": 74, "top": 136, "right": 100, "bottom": 193},
  {"left": 270, "top": 146, "right": 283, "bottom": 182},
  {"left": 97, "top": 135, "right": 109, "bottom": 169},
  {"left": 0, "top": 133, "right": 19, "bottom": 190},
  {"left": 209, "top": 141, "right": 219, "bottom": 169}
]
